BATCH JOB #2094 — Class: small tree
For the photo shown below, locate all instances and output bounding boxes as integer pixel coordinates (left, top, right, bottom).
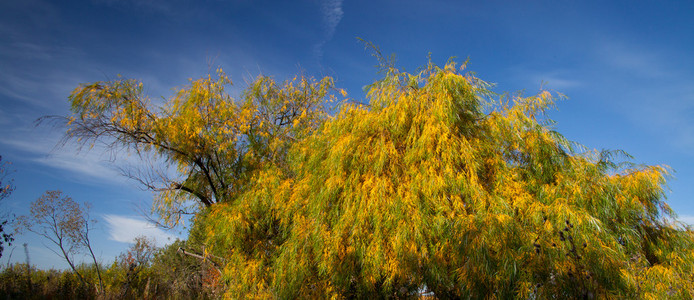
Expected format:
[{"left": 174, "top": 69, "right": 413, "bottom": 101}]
[
  {"left": 112, "top": 235, "right": 158, "bottom": 298},
  {"left": 16, "top": 190, "right": 104, "bottom": 292},
  {"left": 0, "top": 155, "right": 15, "bottom": 259},
  {"left": 126, "top": 235, "right": 157, "bottom": 268},
  {"left": 149, "top": 239, "right": 220, "bottom": 298}
]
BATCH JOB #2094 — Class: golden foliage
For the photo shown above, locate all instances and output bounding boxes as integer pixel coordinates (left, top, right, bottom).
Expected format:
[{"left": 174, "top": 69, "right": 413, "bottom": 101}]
[
  {"left": 59, "top": 59, "right": 693, "bottom": 298},
  {"left": 61, "top": 70, "right": 335, "bottom": 227},
  {"left": 202, "top": 61, "right": 693, "bottom": 298}
]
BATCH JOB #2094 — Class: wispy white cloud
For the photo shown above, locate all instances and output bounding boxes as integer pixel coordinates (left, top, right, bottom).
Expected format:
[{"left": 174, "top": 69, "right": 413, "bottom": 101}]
[
  {"left": 0, "top": 129, "right": 130, "bottom": 186},
  {"left": 103, "top": 214, "right": 176, "bottom": 247},
  {"left": 508, "top": 67, "right": 581, "bottom": 92},
  {"left": 0, "top": 43, "right": 91, "bottom": 111},
  {"left": 595, "top": 40, "right": 670, "bottom": 79},
  {"left": 531, "top": 73, "right": 581, "bottom": 91},
  {"left": 314, "top": 0, "right": 344, "bottom": 60},
  {"left": 589, "top": 39, "right": 694, "bottom": 154},
  {"left": 34, "top": 152, "right": 123, "bottom": 184},
  {"left": 321, "top": 0, "right": 344, "bottom": 39},
  {"left": 0, "top": 71, "right": 69, "bottom": 109},
  {"left": 641, "top": 89, "right": 694, "bottom": 152},
  {"left": 0, "top": 108, "right": 12, "bottom": 126},
  {"left": 0, "top": 41, "right": 81, "bottom": 61},
  {"left": 677, "top": 214, "right": 694, "bottom": 227}
]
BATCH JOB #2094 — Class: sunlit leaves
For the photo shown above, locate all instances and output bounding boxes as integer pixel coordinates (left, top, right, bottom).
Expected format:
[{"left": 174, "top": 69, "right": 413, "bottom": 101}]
[
  {"left": 203, "top": 60, "right": 693, "bottom": 298},
  {"left": 58, "top": 57, "right": 693, "bottom": 297},
  {"left": 59, "top": 70, "right": 335, "bottom": 227}
]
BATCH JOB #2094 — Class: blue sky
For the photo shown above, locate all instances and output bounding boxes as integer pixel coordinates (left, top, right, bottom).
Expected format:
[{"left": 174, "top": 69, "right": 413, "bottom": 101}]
[{"left": 1, "top": 0, "right": 693, "bottom": 269}]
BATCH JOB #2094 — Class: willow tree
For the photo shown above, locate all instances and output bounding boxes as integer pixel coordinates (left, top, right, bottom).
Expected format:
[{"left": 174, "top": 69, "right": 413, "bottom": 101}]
[
  {"left": 204, "top": 61, "right": 693, "bottom": 298},
  {"left": 51, "top": 70, "right": 336, "bottom": 226}
]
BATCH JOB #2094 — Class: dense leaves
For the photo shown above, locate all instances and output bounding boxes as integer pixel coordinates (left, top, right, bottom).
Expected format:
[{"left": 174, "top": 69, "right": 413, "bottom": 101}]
[
  {"left": 203, "top": 61, "right": 693, "bottom": 298},
  {"left": 54, "top": 70, "right": 336, "bottom": 226},
  {"left": 51, "top": 59, "right": 694, "bottom": 298}
]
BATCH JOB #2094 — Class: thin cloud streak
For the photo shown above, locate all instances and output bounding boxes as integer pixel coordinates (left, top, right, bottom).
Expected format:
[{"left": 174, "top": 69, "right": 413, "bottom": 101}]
[
  {"left": 533, "top": 74, "right": 581, "bottom": 91},
  {"left": 595, "top": 40, "right": 671, "bottom": 79},
  {"left": 0, "top": 131, "right": 129, "bottom": 186},
  {"left": 314, "top": 0, "right": 344, "bottom": 60},
  {"left": 322, "top": 0, "right": 344, "bottom": 38},
  {"left": 103, "top": 214, "right": 176, "bottom": 247},
  {"left": 588, "top": 39, "right": 694, "bottom": 154},
  {"left": 676, "top": 215, "right": 694, "bottom": 227}
]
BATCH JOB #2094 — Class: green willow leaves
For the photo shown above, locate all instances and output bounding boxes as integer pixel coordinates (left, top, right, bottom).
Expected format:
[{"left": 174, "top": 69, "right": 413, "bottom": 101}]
[
  {"left": 57, "top": 60, "right": 693, "bottom": 298},
  {"left": 52, "top": 70, "right": 336, "bottom": 227}
]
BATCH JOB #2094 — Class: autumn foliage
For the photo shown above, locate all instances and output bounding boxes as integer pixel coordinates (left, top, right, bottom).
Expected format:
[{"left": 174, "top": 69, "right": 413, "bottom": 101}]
[
  {"left": 53, "top": 59, "right": 693, "bottom": 298},
  {"left": 60, "top": 70, "right": 333, "bottom": 227}
]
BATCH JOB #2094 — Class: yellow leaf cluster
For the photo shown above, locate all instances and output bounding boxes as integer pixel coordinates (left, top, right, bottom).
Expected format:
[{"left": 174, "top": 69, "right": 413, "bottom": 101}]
[
  {"left": 63, "top": 59, "right": 693, "bottom": 298},
  {"left": 203, "top": 61, "right": 693, "bottom": 297}
]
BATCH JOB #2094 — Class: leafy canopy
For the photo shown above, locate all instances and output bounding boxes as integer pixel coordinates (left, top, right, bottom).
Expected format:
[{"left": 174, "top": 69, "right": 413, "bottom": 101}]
[
  {"left": 203, "top": 60, "right": 693, "bottom": 298},
  {"left": 56, "top": 59, "right": 694, "bottom": 298},
  {"left": 57, "top": 70, "right": 337, "bottom": 226}
]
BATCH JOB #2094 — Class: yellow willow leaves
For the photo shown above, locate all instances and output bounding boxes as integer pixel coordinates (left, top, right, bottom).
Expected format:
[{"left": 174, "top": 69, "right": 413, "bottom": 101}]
[
  {"left": 63, "top": 69, "right": 337, "bottom": 228},
  {"left": 203, "top": 61, "right": 692, "bottom": 297}
]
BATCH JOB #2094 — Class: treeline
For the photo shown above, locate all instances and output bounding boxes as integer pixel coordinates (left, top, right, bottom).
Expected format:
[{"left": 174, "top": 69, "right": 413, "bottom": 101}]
[{"left": 0, "top": 239, "right": 221, "bottom": 299}]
